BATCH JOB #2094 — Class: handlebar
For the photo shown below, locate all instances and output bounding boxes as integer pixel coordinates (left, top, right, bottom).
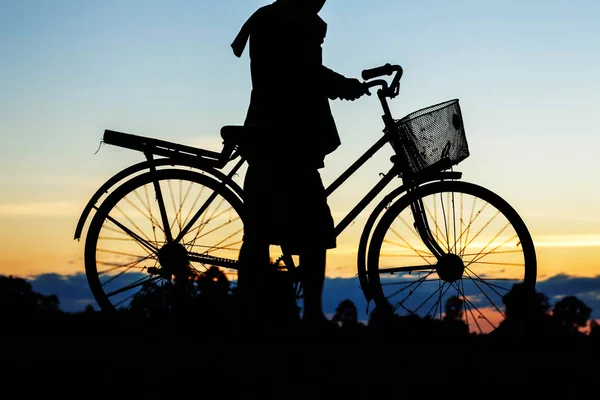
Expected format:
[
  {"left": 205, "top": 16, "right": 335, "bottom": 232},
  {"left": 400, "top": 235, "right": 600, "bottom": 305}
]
[
  {"left": 362, "top": 63, "right": 403, "bottom": 99},
  {"left": 362, "top": 63, "right": 395, "bottom": 80}
]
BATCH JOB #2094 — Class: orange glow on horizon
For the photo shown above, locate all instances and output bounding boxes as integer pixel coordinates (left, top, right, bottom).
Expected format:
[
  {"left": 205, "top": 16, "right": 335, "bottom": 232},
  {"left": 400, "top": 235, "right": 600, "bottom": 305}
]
[{"left": 0, "top": 212, "right": 599, "bottom": 281}]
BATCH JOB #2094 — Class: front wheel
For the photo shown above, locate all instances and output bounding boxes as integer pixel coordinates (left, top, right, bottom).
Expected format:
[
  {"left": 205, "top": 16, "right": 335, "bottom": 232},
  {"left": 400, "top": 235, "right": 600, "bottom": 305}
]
[{"left": 366, "top": 180, "right": 536, "bottom": 334}]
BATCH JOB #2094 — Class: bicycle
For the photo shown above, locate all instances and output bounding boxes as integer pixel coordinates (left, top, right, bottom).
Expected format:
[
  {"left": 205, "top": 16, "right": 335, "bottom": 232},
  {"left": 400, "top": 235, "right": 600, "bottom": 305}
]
[{"left": 74, "top": 63, "right": 537, "bottom": 333}]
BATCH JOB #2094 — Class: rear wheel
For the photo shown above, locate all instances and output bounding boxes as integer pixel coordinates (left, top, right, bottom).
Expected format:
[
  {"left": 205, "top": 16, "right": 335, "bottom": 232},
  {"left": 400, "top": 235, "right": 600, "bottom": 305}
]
[
  {"left": 366, "top": 180, "right": 536, "bottom": 334},
  {"left": 84, "top": 169, "right": 244, "bottom": 312}
]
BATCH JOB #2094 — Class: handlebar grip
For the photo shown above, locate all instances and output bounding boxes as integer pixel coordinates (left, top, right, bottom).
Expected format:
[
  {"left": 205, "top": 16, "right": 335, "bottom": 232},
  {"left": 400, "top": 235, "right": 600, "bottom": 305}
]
[{"left": 361, "top": 63, "right": 394, "bottom": 80}]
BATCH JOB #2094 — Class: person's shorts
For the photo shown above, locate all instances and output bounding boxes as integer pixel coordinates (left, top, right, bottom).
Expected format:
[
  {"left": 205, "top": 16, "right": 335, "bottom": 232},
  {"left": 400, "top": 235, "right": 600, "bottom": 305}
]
[{"left": 242, "top": 162, "right": 336, "bottom": 254}]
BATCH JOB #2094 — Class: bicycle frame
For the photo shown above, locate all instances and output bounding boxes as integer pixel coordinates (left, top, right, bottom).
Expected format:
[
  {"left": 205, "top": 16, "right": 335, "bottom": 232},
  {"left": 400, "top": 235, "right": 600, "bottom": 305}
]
[
  {"left": 318, "top": 84, "right": 462, "bottom": 301},
  {"left": 325, "top": 137, "right": 462, "bottom": 238},
  {"left": 75, "top": 64, "right": 462, "bottom": 296}
]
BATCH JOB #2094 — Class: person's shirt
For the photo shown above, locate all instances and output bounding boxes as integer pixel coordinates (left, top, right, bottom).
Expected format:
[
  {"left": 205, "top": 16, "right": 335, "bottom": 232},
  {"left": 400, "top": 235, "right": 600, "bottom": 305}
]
[{"left": 232, "top": 3, "right": 349, "bottom": 168}]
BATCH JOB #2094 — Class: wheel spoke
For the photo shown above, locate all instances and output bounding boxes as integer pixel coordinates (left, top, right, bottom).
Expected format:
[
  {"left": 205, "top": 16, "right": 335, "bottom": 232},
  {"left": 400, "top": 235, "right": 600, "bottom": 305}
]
[
  {"left": 460, "top": 208, "right": 499, "bottom": 257},
  {"left": 378, "top": 265, "right": 436, "bottom": 274},
  {"left": 175, "top": 188, "right": 227, "bottom": 243},
  {"left": 106, "top": 275, "right": 162, "bottom": 298},
  {"left": 181, "top": 182, "right": 206, "bottom": 233},
  {"left": 97, "top": 255, "right": 155, "bottom": 276},
  {"left": 384, "top": 270, "right": 438, "bottom": 312},
  {"left": 466, "top": 232, "right": 518, "bottom": 266},
  {"left": 426, "top": 280, "right": 454, "bottom": 320},
  {"left": 440, "top": 191, "right": 451, "bottom": 252},
  {"left": 99, "top": 226, "right": 158, "bottom": 259},
  {"left": 387, "top": 226, "right": 434, "bottom": 265},
  {"left": 143, "top": 184, "right": 160, "bottom": 247},
  {"left": 424, "top": 197, "right": 446, "bottom": 250},
  {"left": 130, "top": 188, "right": 164, "bottom": 238},
  {"left": 463, "top": 267, "right": 515, "bottom": 299},
  {"left": 103, "top": 211, "right": 158, "bottom": 253},
  {"left": 410, "top": 278, "right": 448, "bottom": 317},
  {"left": 189, "top": 211, "right": 241, "bottom": 242},
  {"left": 458, "top": 277, "right": 503, "bottom": 327},
  {"left": 100, "top": 256, "right": 157, "bottom": 287},
  {"left": 457, "top": 196, "right": 482, "bottom": 257},
  {"left": 424, "top": 200, "right": 449, "bottom": 253},
  {"left": 454, "top": 280, "right": 498, "bottom": 331}
]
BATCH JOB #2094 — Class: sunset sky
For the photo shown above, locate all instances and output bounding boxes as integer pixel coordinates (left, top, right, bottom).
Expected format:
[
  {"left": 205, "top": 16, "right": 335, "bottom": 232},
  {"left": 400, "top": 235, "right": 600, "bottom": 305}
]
[{"left": 1, "top": 0, "right": 599, "bottom": 318}]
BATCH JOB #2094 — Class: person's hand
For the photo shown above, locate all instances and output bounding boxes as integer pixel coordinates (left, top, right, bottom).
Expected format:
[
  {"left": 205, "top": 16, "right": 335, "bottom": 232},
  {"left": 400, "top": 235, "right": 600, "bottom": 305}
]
[{"left": 339, "top": 78, "right": 369, "bottom": 101}]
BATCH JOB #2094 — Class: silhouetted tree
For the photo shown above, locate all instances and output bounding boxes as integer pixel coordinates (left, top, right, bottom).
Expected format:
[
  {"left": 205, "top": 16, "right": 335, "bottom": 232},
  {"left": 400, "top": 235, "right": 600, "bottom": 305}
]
[
  {"left": 128, "top": 280, "right": 177, "bottom": 320},
  {"left": 439, "top": 296, "right": 470, "bottom": 337},
  {"left": 495, "top": 282, "right": 554, "bottom": 336},
  {"left": 332, "top": 299, "right": 365, "bottom": 340},
  {"left": 194, "top": 266, "right": 230, "bottom": 299},
  {"left": 332, "top": 299, "right": 359, "bottom": 327},
  {"left": 0, "top": 275, "right": 61, "bottom": 318},
  {"left": 192, "top": 266, "right": 237, "bottom": 331},
  {"left": 124, "top": 267, "right": 241, "bottom": 337},
  {"left": 552, "top": 296, "right": 591, "bottom": 335},
  {"left": 443, "top": 295, "right": 464, "bottom": 322},
  {"left": 503, "top": 283, "right": 551, "bottom": 320},
  {"left": 589, "top": 320, "right": 600, "bottom": 338},
  {"left": 367, "top": 305, "right": 403, "bottom": 339},
  {"left": 127, "top": 271, "right": 208, "bottom": 320}
]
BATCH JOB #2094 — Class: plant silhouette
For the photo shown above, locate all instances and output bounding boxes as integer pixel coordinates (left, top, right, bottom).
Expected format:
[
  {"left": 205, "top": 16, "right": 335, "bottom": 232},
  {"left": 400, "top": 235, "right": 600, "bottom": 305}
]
[
  {"left": 332, "top": 299, "right": 366, "bottom": 340},
  {"left": 0, "top": 275, "right": 61, "bottom": 319},
  {"left": 443, "top": 295, "right": 464, "bottom": 322},
  {"left": 493, "top": 282, "right": 595, "bottom": 337},
  {"left": 552, "top": 295, "right": 592, "bottom": 335},
  {"left": 332, "top": 299, "right": 360, "bottom": 327},
  {"left": 1, "top": 272, "right": 599, "bottom": 345}
]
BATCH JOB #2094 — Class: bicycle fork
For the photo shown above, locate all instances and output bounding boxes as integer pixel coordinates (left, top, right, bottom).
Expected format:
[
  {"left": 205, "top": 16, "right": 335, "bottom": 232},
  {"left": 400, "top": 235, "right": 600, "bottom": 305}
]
[
  {"left": 409, "top": 194, "right": 446, "bottom": 260},
  {"left": 410, "top": 189, "right": 468, "bottom": 285}
]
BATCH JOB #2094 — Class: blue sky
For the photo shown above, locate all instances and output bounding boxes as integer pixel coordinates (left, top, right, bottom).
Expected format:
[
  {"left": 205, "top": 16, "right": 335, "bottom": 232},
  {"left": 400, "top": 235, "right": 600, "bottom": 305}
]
[
  {"left": 2, "top": 0, "right": 599, "bottom": 220},
  {"left": 1, "top": 0, "right": 600, "bottom": 315}
]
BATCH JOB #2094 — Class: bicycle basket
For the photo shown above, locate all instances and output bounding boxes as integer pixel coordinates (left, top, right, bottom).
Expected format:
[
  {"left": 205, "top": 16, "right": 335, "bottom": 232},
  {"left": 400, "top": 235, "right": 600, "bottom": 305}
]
[{"left": 388, "top": 99, "right": 469, "bottom": 175}]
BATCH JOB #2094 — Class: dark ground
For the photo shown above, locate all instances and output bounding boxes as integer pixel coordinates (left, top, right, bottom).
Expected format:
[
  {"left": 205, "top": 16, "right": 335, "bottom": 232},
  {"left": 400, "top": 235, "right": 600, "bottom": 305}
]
[{"left": 1, "top": 316, "right": 598, "bottom": 398}]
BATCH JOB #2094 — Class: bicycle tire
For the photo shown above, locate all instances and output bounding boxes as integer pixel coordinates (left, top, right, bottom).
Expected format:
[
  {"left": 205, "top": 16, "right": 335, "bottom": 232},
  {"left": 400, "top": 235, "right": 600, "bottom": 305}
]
[
  {"left": 366, "top": 180, "right": 536, "bottom": 334},
  {"left": 84, "top": 169, "right": 244, "bottom": 312}
]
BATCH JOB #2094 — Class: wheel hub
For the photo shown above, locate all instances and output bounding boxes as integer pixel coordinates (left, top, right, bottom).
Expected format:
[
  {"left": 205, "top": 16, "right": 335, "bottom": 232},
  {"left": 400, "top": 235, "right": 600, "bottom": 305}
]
[
  {"left": 436, "top": 253, "right": 465, "bottom": 283},
  {"left": 157, "top": 242, "right": 190, "bottom": 279}
]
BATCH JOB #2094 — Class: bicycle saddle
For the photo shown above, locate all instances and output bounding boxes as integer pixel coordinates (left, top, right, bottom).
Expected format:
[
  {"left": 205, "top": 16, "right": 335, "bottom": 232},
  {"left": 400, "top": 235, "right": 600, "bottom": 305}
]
[
  {"left": 220, "top": 125, "right": 256, "bottom": 143},
  {"left": 219, "top": 125, "right": 257, "bottom": 166}
]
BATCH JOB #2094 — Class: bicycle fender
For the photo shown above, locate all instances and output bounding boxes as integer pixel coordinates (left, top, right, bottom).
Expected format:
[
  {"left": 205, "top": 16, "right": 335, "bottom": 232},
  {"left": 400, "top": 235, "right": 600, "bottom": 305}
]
[{"left": 73, "top": 159, "right": 243, "bottom": 241}]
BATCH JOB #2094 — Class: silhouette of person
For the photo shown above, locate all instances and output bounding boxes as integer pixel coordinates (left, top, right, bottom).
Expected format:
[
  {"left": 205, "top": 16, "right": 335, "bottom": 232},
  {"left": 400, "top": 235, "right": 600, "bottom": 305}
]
[{"left": 231, "top": 0, "right": 367, "bottom": 330}]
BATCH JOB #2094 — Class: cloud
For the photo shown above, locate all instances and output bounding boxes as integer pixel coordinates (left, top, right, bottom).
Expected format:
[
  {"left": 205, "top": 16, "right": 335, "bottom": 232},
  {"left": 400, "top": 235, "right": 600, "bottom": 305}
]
[
  {"left": 0, "top": 201, "right": 81, "bottom": 217},
  {"left": 28, "top": 273, "right": 97, "bottom": 312},
  {"left": 537, "top": 274, "right": 600, "bottom": 312},
  {"left": 1, "top": 174, "right": 104, "bottom": 188},
  {"left": 26, "top": 271, "right": 372, "bottom": 319},
  {"left": 23, "top": 273, "right": 600, "bottom": 322},
  {"left": 532, "top": 234, "right": 600, "bottom": 248},
  {"left": 322, "top": 277, "right": 370, "bottom": 322}
]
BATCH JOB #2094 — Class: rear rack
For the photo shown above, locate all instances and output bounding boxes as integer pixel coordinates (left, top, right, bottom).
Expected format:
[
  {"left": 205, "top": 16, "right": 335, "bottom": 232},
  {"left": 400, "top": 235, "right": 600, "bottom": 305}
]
[{"left": 103, "top": 129, "right": 226, "bottom": 167}]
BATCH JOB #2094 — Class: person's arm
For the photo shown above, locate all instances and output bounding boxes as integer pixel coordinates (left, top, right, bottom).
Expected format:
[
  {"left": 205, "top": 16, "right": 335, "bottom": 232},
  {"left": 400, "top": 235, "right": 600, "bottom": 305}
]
[
  {"left": 320, "top": 66, "right": 366, "bottom": 101},
  {"left": 320, "top": 66, "right": 347, "bottom": 99}
]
